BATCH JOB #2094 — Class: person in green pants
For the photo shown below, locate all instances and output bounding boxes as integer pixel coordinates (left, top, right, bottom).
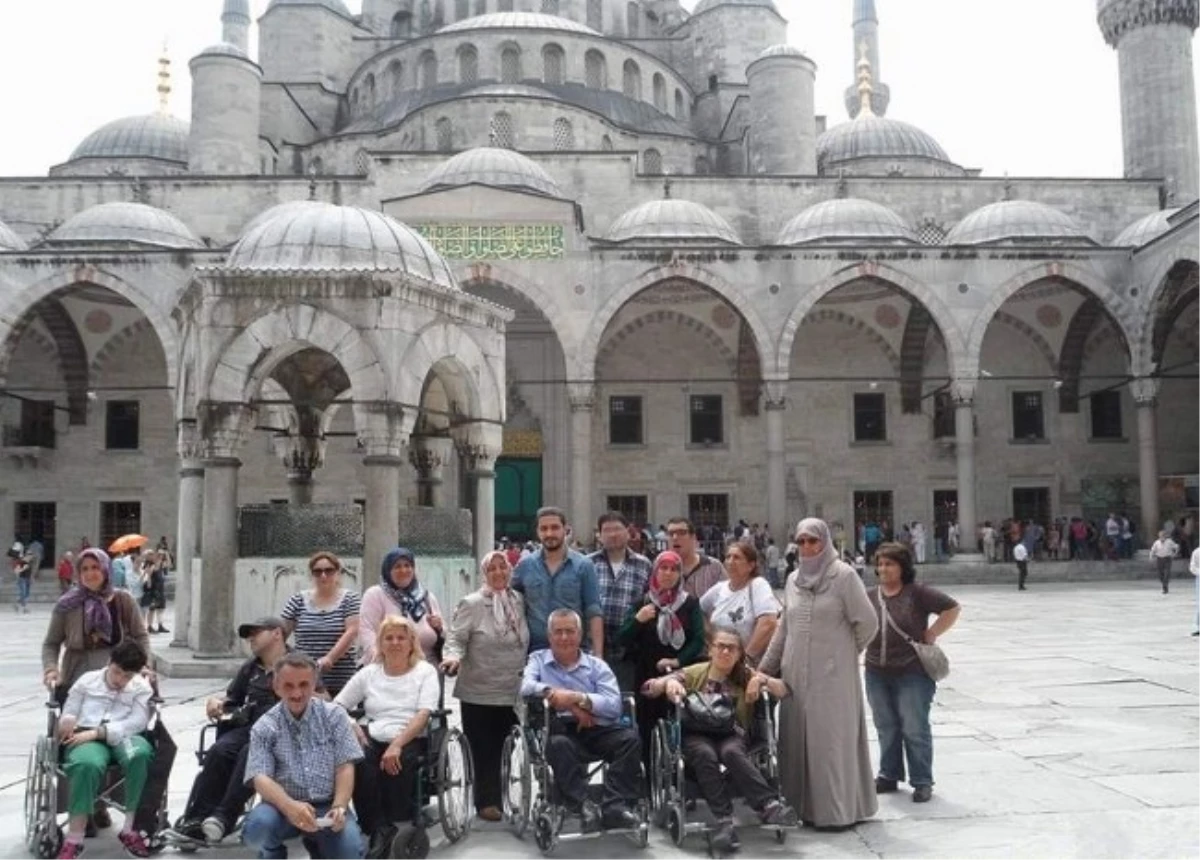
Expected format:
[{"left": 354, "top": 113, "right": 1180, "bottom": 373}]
[{"left": 57, "top": 639, "right": 156, "bottom": 859}]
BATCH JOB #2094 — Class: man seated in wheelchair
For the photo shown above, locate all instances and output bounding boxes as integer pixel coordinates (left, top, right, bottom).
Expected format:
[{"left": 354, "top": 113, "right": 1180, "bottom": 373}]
[
  {"left": 519, "top": 608, "right": 642, "bottom": 833},
  {"left": 56, "top": 640, "right": 157, "bottom": 859},
  {"left": 642, "top": 625, "right": 796, "bottom": 854},
  {"left": 242, "top": 651, "right": 365, "bottom": 859},
  {"left": 175, "top": 616, "right": 323, "bottom": 845}
]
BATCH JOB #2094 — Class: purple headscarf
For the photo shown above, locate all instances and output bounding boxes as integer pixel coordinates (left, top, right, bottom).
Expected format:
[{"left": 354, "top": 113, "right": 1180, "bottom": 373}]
[{"left": 55, "top": 547, "right": 115, "bottom": 645}]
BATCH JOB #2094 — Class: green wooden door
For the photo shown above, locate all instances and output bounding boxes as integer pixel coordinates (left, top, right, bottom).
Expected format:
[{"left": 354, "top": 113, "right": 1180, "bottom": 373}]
[{"left": 495, "top": 458, "right": 542, "bottom": 543}]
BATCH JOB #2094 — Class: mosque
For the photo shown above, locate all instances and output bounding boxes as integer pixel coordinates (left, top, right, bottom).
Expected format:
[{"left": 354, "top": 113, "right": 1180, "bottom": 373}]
[{"left": 0, "top": 0, "right": 1195, "bottom": 657}]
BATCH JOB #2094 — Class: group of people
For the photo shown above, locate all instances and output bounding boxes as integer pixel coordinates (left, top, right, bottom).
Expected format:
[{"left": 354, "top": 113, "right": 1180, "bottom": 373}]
[{"left": 39, "top": 507, "right": 963, "bottom": 859}]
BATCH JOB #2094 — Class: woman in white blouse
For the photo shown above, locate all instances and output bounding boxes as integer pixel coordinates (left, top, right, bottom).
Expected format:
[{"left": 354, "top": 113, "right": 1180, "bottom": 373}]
[
  {"left": 335, "top": 614, "right": 439, "bottom": 852},
  {"left": 700, "top": 540, "right": 780, "bottom": 665}
]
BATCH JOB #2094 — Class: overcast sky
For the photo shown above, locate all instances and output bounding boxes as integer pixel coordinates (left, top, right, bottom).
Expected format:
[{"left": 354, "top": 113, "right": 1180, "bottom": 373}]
[{"left": 0, "top": 0, "right": 1194, "bottom": 177}]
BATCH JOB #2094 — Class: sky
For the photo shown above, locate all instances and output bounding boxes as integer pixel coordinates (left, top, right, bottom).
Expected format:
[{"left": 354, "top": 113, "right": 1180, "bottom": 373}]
[{"left": 0, "top": 0, "right": 1194, "bottom": 178}]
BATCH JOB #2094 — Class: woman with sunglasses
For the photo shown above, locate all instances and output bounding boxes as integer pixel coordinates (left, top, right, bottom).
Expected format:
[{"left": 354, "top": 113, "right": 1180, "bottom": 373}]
[
  {"left": 280, "top": 551, "right": 361, "bottom": 696},
  {"left": 753, "top": 517, "right": 878, "bottom": 831}
]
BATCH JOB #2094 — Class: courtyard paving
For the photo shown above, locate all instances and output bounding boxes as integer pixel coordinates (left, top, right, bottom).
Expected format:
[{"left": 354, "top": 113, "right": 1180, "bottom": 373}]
[{"left": 0, "top": 580, "right": 1195, "bottom": 859}]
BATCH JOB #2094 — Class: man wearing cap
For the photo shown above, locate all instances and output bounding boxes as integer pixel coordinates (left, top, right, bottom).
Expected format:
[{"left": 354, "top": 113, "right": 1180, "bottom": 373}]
[{"left": 175, "top": 617, "right": 317, "bottom": 844}]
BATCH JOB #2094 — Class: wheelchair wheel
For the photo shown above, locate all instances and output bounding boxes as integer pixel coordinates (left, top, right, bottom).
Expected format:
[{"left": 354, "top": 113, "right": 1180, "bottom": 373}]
[
  {"left": 667, "top": 805, "right": 686, "bottom": 847},
  {"left": 633, "top": 800, "right": 650, "bottom": 849},
  {"left": 24, "top": 736, "right": 60, "bottom": 858},
  {"left": 533, "top": 810, "right": 556, "bottom": 855},
  {"left": 649, "top": 723, "right": 669, "bottom": 815},
  {"left": 389, "top": 824, "right": 431, "bottom": 859},
  {"left": 435, "top": 727, "right": 473, "bottom": 843},
  {"left": 501, "top": 727, "right": 533, "bottom": 837}
]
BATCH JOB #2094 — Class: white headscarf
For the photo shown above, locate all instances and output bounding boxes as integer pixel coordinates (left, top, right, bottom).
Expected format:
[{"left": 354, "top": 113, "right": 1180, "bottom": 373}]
[
  {"left": 478, "top": 550, "right": 521, "bottom": 639},
  {"left": 794, "top": 517, "right": 838, "bottom": 591}
]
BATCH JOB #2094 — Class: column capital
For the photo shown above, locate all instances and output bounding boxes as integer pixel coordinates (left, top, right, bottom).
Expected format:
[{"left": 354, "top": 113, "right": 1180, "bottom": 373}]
[
  {"left": 409, "top": 440, "right": 448, "bottom": 474},
  {"left": 1098, "top": 0, "right": 1198, "bottom": 47},
  {"left": 196, "top": 402, "right": 255, "bottom": 459},
  {"left": 275, "top": 433, "right": 325, "bottom": 479},
  {"left": 762, "top": 379, "right": 788, "bottom": 411},
  {"left": 176, "top": 419, "right": 205, "bottom": 463},
  {"left": 355, "top": 401, "right": 412, "bottom": 459},
  {"left": 950, "top": 379, "right": 977, "bottom": 406},
  {"left": 1131, "top": 376, "right": 1160, "bottom": 407},
  {"left": 567, "top": 381, "right": 597, "bottom": 412},
  {"left": 456, "top": 442, "right": 498, "bottom": 474}
]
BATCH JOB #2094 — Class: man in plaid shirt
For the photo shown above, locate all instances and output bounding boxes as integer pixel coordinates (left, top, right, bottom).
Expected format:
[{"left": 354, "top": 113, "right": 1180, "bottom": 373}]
[{"left": 589, "top": 511, "right": 651, "bottom": 690}]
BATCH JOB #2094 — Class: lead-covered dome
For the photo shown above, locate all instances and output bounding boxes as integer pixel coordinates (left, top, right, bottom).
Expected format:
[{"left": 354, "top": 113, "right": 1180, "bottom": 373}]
[
  {"left": 693, "top": 0, "right": 778, "bottom": 15},
  {"left": 240, "top": 200, "right": 328, "bottom": 239},
  {"left": 44, "top": 202, "right": 202, "bottom": 249},
  {"left": 267, "top": 0, "right": 352, "bottom": 16},
  {"left": 818, "top": 115, "right": 951, "bottom": 167},
  {"left": 194, "top": 42, "right": 252, "bottom": 59},
  {"left": 945, "top": 200, "right": 1096, "bottom": 246},
  {"left": 69, "top": 114, "right": 190, "bottom": 164},
  {"left": 439, "top": 12, "right": 600, "bottom": 34},
  {"left": 421, "top": 148, "right": 563, "bottom": 198},
  {"left": 776, "top": 198, "right": 916, "bottom": 245},
  {"left": 605, "top": 199, "right": 741, "bottom": 244},
  {"left": 227, "top": 203, "right": 457, "bottom": 289},
  {"left": 1112, "top": 208, "right": 1181, "bottom": 247},
  {"left": 0, "top": 219, "right": 28, "bottom": 251}
]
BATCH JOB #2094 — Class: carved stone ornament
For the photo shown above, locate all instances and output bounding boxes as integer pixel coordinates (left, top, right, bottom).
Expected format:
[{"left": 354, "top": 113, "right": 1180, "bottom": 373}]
[
  {"left": 196, "top": 402, "right": 255, "bottom": 460},
  {"left": 567, "top": 382, "right": 596, "bottom": 412},
  {"left": 950, "top": 379, "right": 977, "bottom": 406},
  {"left": 762, "top": 380, "right": 788, "bottom": 411},
  {"left": 1130, "top": 376, "right": 1160, "bottom": 406},
  {"left": 1098, "top": 0, "right": 1198, "bottom": 47}
]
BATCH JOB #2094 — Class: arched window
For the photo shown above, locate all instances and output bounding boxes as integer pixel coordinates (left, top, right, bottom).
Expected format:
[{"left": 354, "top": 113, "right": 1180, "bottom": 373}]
[
  {"left": 694, "top": 154, "right": 709, "bottom": 174},
  {"left": 388, "top": 60, "right": 405, "bottom": 96},
  {"left": 674, "top": 88, "right": 685, "bottom": 119},
  {"left": 455, "top": 0, "right": 469, "bottom": 18},
  {"left": 642, "top": 148, "right": 661, "bottom": 174},
  {"left": 391, "top": 9, "right": 412, "bottom": 36},
  {"left": 542, "top": 44, "right": 565, "bottom": 84},
  {"left": 541, "top": 0, "right": 560, "bottom": 13},
  {"left": 587, "top": 0, "right": 603, "bottom": 29},
  {"left": 652, "top": 73, "right": 666, "bottom": 111},
  {"left": 601, "top": 134, "right": 613, "bottom": 151},
  {"left": 418, "top": 0, "right": 433, "bottom": 31},
  {"left": 626, "top": 1, "right": 639, "bottom": 36},
  {"left": 419, "top": 50, "right": 438, "bottom": 87},
  {"left": 351, "top": 88, "right": 361, "bottom": 112},
  {"left": 490, "top": 111, "right": 514, "bottom": 148},
  {"left": 552, "top": 117, "right": 574, "bottom": 150},
  {"left": 622, "top": 59, "right": 641, "bottom": 100},
  {"left": 585, "top": 49, "right": 607, "bottom": 89},
  {"left": 500, "top": 45, "right": 521, "bottom": 83},
  {"left": 309, "top": 156, "right": 325, "bottom": 175},
  {"left": 364, "top": 73, "right": 377, "bottom": 107},
  {"left": 435, "top": 117, "right": 453, "bottom": 152},
  {"left": 458, "top": 44, "right": 478, "bottom": 83}
]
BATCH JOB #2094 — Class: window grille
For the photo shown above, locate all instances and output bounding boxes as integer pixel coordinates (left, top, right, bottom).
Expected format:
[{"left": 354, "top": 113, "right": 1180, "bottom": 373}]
[
  {"left": 420, "top": 51, "right": 438, "bottom": 87},
  {"left": 491, "top": 111, "right": 514, "bottom": 148},
  {"left": 585, "top": 50, "right": 606, "bottom": 89},
  {"left": 501, "top": 47, "right": 521, "bottom": 83},
  {"left": 543, "top": 45, "right": 564, "bottom": 84},
  {"left": 458, "top": 46, "right": 478, "bottom": 83},
  {"left": 623, "top": 59, "right": 641, "bottom": 99},
  {"left": 674, "top": 89, "right": 685, "bottom": 119},
  {"left": 552, "top": 117, "right": 574, "bottom": 150},
  {"left": 917, "top": 220, "right": 946, "bottom": 245},
  {"left": 642, "top": 148, "right": 662, "bottom": 174},
  {"left": 541, "top": 0, "right": 560, "bottom": 13},
  {"left": 652, "top": 73, "right": 666, "bottom": 111},
  {"left": 435, "top": 117, "right": 453, "bottom": 152}
]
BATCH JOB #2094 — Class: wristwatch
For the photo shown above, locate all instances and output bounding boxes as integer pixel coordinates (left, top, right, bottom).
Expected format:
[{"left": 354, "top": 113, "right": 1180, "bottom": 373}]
[{"left": 576, "top": 693, "right": 592, "bottom": 712}]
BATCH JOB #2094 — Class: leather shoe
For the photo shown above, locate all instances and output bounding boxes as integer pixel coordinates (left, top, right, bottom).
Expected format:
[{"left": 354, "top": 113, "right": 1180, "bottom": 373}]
[
  {"left": 710, "top": 819, "right": 737, "bottom": 855},
  {"left": 874, "top": 777, "right": 899, "bottom": 794},
  {"left": 580, "top": 801, "right": 602, "bottom": 833},
  {"left": 92, "top": 803, "right": 112, "bottom": 829},
  {"left": 601, "top": 806, "right": 639, "bottom": 831},
  {"left": 912, "top": 785, "right": 933, "bottom": 803},
  {"left": 477, "top": 806, "right": 502, "bottom": 822}
]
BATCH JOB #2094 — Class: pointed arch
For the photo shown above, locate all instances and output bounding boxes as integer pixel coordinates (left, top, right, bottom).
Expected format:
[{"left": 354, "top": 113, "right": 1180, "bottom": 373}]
[
  {"left": 458, "top": 263, "right": 578, "bottom": 359},
  {"left": 396, "top": 321, "right": 503, "bottom": 424},
  {"left": 797, "top": 308, "right": 901, "bottom": 373},
  {"left": 1057, "top": 296, "right": 1104, "bottom": 412},
  {"left": 989, "top": 311, "right": 1057, "bottom": 372},
  {"left": 596, "top": 308, "right": 739, "bottom": 379},
  {"left": 90, "top": 318, "right": 155, "bottom": 377}
]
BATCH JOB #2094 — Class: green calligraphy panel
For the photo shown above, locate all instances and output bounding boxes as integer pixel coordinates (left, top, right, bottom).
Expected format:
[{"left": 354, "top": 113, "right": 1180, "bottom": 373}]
[{"left": 416, "top": 223, "right": 564, "bottom": 260}]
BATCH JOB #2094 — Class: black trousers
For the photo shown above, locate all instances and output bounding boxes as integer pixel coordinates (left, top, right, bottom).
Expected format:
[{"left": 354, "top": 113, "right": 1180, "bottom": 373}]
[
  {"left": 353, "top": 738, "right": 425, "bottom": 836},
  {"left": 460, "top": 702, "right": 516, "bottom": 812},
  {"left": 182, "top": 724, "right": 254, "bottom": 827},
  {"left": 682, "top": 731, "right": 775, "bottom": 819},
  {"left": 1016, "top": 560, "right": 1028, "bottom": 590},
  {"left": 544, "top": 723, "right": 640, "bottom": 812}
]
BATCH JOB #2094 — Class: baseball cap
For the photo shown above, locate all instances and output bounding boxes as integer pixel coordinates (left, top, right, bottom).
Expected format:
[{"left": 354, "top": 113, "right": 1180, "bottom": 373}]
[{"left": 238, "top": 616, "right": 285, "bottom": 639}]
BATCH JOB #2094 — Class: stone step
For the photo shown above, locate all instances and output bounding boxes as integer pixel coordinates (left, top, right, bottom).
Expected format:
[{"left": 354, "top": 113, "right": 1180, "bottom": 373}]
[{"left": 0, "top": 576, "right": 177, "bottom": 603}]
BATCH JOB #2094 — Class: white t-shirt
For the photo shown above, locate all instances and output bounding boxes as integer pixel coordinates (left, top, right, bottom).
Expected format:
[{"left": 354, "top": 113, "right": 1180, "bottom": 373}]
[
  {"left": 700, "top": 577, "right": 779, "bottom": 645},
  {"left": 335, "top": 659, "right": 439, "bottom": 743},
  {"left": 1013, "top": 544, "right": 1029, "bottom": 562}
]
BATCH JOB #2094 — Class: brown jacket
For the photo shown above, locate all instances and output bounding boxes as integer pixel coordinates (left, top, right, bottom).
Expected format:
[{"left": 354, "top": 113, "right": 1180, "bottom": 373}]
[{"left": 41, "top": 590, "right": 150, "bottom": 689}]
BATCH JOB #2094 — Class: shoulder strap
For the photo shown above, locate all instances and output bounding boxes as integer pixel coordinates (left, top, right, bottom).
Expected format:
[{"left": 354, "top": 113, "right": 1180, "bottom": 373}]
[{"left": 877, "top": 589, "right": 916, "bottom": 644}]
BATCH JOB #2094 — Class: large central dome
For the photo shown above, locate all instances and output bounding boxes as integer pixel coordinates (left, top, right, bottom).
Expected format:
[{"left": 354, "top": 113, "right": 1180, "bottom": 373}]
[
  {"left": 439, "top": 12, "right": 600, "bottom": 34},
  {"left": 818, "top": 115, "right": 951, "bottom": 167}
]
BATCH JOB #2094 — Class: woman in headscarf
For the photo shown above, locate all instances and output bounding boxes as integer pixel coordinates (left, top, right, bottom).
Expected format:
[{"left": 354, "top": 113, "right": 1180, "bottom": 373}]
[
  {"left": 42, "top": 548, "right": 150, "bottom": 695},
  {"left": 751, "top": 517, "right": 879, "bottom": 830},
  {"left": 439, "top": 550, "right": 528, "bottom": 822},
  {"left": 359, "top": 547, "right": 444, "bottom": 665}
]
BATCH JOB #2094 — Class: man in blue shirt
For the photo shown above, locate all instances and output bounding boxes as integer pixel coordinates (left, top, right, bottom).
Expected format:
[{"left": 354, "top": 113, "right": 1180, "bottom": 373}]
[
  {"left": 513, "top": 506, "right": 604, "bottom": 654},
  {"left": 520, "top": 609, "right": 641, "bottom": 833}
]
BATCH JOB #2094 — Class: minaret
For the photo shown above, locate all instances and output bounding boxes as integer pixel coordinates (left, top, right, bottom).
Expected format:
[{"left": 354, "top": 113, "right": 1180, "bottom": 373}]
[
  {"left": 156, "top": 45, "right": 172, "bottom": 115},
  {"left": 222, "top": 0, "right": 251, "bottom": 53},
  {"left": 843, "top": 0, "right": 889, "bottom": 118}
]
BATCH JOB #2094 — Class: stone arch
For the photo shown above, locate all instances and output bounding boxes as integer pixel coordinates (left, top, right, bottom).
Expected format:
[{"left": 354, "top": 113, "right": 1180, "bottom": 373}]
[
  {"left": 579, "top": 263, "right": 775, "bottom": 381},
  {"left": 899, "top": 304, "right": 935, "bottom": 413},
  {"left": 90, "top": 318, "right": 154, "bottom": 377},
  {"left": 990, "top": 311, "right": 1057, "bottom": 371},
  {"left": 1140, "top": 255, "right": 1198, "bottom": 372},
  {"left": 596, "top": 309, "right": 738, "bottom": 378},
  {"left": 799, "top": 308, "right": 901, "bottom": 373},
  {"left": 397, "top": 321, "right": 503, "bottom": 425},
  {"left": 1056, "top": 297, "right": 1105, "bottom": 412},
  {"left": 776, "top": 261, "right": 965, "bottom": 381},
  {"left": 458, "top": 263, "right": 577, "bottom": 358}
]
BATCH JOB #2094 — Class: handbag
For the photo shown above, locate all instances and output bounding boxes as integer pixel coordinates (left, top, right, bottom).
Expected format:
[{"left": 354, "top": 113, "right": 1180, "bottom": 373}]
[
  {"left": 878, "top": 592, "right": 950, "bottom": 681},
  {"left": 679, "top": 690, "right": 737, "bottom": 737}
]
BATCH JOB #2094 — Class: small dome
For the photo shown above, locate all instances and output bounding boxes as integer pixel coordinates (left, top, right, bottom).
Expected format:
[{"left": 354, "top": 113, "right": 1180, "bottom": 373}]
[
  {"left": 818, "top": 115, "right": 951, "bottom": 166},
  {"left": 605, "top": 199, "right": 741, "bottom": 244},
  {"left": 267, "top": 0, "right": 352, "bottom": 16},
  {"left": 45, "top": 202, "right": 202, "bottom": 249},
  {"left": 227, "top": 203, "right": 457, "bottom": 288},
  {"left": 194, "top": 42, "right": 251, "bottom": 60},
  {"left": 421, "top": 148, "right": 563, "bottom": 198},
  {"left": 0, "top": 219, "right": 28, "bottom": 252},
  {"left": 945, "top": 200, "right": 1096, "bottom": 245},
  {"left": 439, "top": 12, "right": 600, "bottom": 34},
  {"left": 240, "top": 201, "right": 329, "bottom": 239},
  {"left": 755, "top": 44, "right": 807, "bottom": 60},
  {"left": 1112, "top": 208, "right": 1181, "bottom": 247},
  {"left": 776, "top": 198, "right": 916, "bottom": 245},
  {"left": 693, "top": 0, "right": 777, "bottom": 15},
  {"left": 69, "top": 114, "right": 190, "bottom": 164}
]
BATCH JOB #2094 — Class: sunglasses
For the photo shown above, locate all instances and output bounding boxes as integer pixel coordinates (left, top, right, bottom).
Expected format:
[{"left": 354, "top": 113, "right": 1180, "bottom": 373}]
[
  {"left": 711, "top": 642, "right": 740, "bottom": 653},
  {"left": 311, "top": 566, "right": 338, "bottom": 577},
  {"left": 797, "top": 536, "right": 822, "bottom": 545}
]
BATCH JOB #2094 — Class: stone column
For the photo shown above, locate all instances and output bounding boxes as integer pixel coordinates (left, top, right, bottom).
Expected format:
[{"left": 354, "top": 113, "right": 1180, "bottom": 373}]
[
  {"left": 409, "top": 436, "right": 453, "bottom": 507},
  {"left": 1133, "top": 378, "right": 1161, "bottom": 547},
  {"left": 763, "top": 380, "right": 788, "bottom": 544},
  {"left": 170, "top": 422, "right": 204, "bottom": 649},
  {"left": 458, "top": 442, "right": 498, "bottom": 558},
  {"left": 953, "top": 380, "right": 984, "bottom": 561},
  {"left": 568, "top": 382, "right": 596, "bottom": 536},
  {"left": 358, "top": 403, "right": 413, "bottom": 585},
  {"left": 196, "top": 457, "right": 240, "bottom": 657}
]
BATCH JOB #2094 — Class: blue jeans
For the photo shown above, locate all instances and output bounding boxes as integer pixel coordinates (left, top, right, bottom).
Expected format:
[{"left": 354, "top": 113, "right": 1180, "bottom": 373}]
[
  {"left": 16, "top": 575, "right": 30, "bottom": 608},
  {"left": 865, "top": 669, "right": 936, "bottom": 787},
  {"left": 242, "top": 801, "right": 365, "bottom": 859}
]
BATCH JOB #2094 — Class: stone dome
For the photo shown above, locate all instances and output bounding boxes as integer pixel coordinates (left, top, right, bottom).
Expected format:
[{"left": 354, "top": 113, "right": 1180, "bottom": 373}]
[
  {"left": 817, "top": 115, "right": 951, "bottom": 166},
  {"left": 439, "top": 12, "right": 600, "bottom": 34},
  {"left": 45, "top": 202, "right": 203, "bottom": 249},
  {"left": 69, "top": 114, "right": 190, "bottom": 164},
  {"left": 776, "top": 198, "right": 916, "bottom": 245},
  {"left": 0, "top": 219, "right": 28, "bottom": 252},
  {"left": 227, "top": 203, "right": 457, "bottom": 288},
  {"left": 693, "top": 0, "right": 778, "bottom": 15},
  {"left": 1112, "top": 208, "right": 1181, "bottom": 247},
  {"left": 421, "top": 148, "right": 563, "bottom": 198},
  {"left": 240, "top": 201, "right": 329, "bottom": 239},
  {"left": 194, "top": 42, "right": 252, "bottom": 60},
  {"left": 945, "top": 200, "right": 1096, "bottom": 245},
  {"left": 755, "top": 44, "right": 807, "bottom": 60},
  {"left": 605, "top": 198, "right": 741, "bottom": 244},
  {"left": 267, "top": 0, "right": 352, "bottom": 16}
]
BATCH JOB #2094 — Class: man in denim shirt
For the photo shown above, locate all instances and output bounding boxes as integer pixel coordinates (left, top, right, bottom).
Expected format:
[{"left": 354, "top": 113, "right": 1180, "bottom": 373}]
[{"left": 513, "top": 506, "right": 604, "bottom": 654}]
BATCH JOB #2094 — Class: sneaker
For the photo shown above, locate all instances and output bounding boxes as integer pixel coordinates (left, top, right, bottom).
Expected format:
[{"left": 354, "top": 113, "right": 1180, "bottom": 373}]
[
  {"left": 912, "top": 785, "right": 933, "bottom": 803},
  {"left": 57, "top": 840, "right": 85, "bottom": 859},
  {"left": 759, "top": 799, "right": 798, "bottom": 827},
  {"left": 201, "top": 816, "right": 227, "bottom": 843},
  {"left": 157, "top": 626, "right": 170, "bottom": 634},
  {"left": 118, "top": 829, "right": 152, "bottom": 859},
  {"left": 710, "top": 819, "right": 738, "bottom": 855},
  {"left": 874, "top": 777, "right": 899, "bottom": 794},
  {"left": 173, "top": 819, "right": 206, "bottom": 842}
]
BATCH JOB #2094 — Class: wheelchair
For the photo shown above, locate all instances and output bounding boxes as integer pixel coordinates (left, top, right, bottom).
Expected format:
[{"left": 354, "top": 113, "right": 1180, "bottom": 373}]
[
  {"left": 649, "top": 690, "right": 794, "bottom": 856},
  {"left": 24, "top": 690, "right": 171, "bottom": 859},
  {"left": 500, "top": 694, "right": 650, "bottom": 856}
]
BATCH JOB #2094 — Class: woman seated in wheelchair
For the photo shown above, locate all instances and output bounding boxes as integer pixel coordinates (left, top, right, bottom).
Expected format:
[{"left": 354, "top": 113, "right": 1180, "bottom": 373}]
[
  {"left": 55, "top": 639, "right": 156, "bottom": 859},
  {"left": 334, "top": 614, "right": 439, "bottom": 857},
  {"left": 642, "top": 626, "right": 796, "bottom": 855}
]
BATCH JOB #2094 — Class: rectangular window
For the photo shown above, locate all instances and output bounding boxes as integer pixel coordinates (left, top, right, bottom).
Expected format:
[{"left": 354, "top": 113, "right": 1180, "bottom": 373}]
[
  {"left": 932, "top": 490, "right": 957, "bottom": 530},
  {"left": 606, "top": 495, "right": 648, "bottom": 526},
  {"left": 608, "top": 396, "right": 643, "bottom": 445},
  {"left": 14, "top": 502, "right": 56, "bottom": 569},
  {"left": 853, "top": 490, "right": 894, "bottom": 534},
  {"left": 932, "top": 391, "right": 955, "bottom": 439},
  {"left": 1011, "top": 391, "right": 1045, "bottom": 441},
  {"left": 99, "top": 501, "right": 141, "bottom": 550},
  {"left": 688, "top": 395, "right": 723, "bottom": 445},
  {"left": 16, "top": 399, "right": 56, "bottom": 448},
  {"left": 1012, "top": 487, "right": 1050, "bottom": 528},
  {"left": 1090, "top": 391, "right": 1123, "bottom": 439},
  {"left": 854, "top": 393, "right": 887, "bottom": 441},
  {"left": 687, "top": 494, "right": 729, "bottom": 556},
  {"left": 105, "top": 401, "right": 140, "bottom": 450}
]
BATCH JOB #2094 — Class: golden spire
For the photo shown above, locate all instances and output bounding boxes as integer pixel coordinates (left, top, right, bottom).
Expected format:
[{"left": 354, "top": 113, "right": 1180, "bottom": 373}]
[
  {"left": 156, "top": 42, "right": 172, "bottom": 115},
  {"left": 856, "top": 38, "right": 874, "bottom": 118}
]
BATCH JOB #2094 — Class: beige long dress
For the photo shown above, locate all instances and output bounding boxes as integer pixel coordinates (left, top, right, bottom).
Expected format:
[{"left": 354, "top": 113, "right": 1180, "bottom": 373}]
[{"left": 759, "top": 559, "right": 879, "bottom": 827}]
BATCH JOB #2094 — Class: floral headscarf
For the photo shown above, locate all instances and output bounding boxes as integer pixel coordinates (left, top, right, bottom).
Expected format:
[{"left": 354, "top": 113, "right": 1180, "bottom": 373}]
[
  {"left": 648, "top": 551, "right": 688, "bottom": 649},
  {"left": 56, "top": 547, "right": 115, "bottom": 645},
  {"left": 381, "top": 546, "right": 429, "bottom": 622}
]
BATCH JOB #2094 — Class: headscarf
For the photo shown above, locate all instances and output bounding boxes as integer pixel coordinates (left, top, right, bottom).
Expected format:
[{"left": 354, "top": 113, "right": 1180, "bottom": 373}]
[
  {"left": 648, "top": 551, "right": 688, "bottom": 650},
  {"left": 478, "top": 549, "right": 521, "bottom": 639},
  {"left": 380, "top": 547, "right": 429, "bottom": 622},
  {"left": 794, "top": 518, "right": 838, "bottom": 592},
  {"left": 55, "top": 547, "right": 115, "bottom": 645}
]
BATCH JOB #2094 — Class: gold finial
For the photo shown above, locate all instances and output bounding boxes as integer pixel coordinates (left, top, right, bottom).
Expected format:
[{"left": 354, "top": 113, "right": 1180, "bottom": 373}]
[
  {"left": 157, "top": 42, "right": 171, "bottom": 115},
  {"left": 856, "top": 39, "right": 874, "bottom": 118}
]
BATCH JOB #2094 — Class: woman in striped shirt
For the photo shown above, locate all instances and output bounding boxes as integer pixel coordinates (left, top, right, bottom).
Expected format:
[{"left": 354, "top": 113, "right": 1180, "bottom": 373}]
[{"left": 280, "top": 551, "right": 361, "bottom": 696}]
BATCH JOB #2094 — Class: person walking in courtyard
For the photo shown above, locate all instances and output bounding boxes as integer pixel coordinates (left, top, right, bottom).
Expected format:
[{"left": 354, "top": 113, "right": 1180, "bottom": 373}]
[
  {"left": 1190, "top": 546, "right": 1199, "bottom": 636},
  {"left": 57, "top": 550, "right": 75, "bottom": 594},
  {"left": 863, "top": 543, "right": 960, "bottom": 803},
  {"left": 1014, "top": 541, "right": 1030, "bottom": 591},
  {"left": 513, "top": 507, "right": 603, "bottom": 654},
  {"left": 12, "top": 543, "right": 32, "bottom": 613},
  {"left": 139, "top": 550, "right": 169, "bottom": 634},
  {"left": 280, "top": 551, "right": 361, "bottom": 697},
  {"left": 980, "top": 521, "right": 997, "bottom": 563},
  {"left": 1149, "top": 530, "right": 1180, "bottom": 594}
]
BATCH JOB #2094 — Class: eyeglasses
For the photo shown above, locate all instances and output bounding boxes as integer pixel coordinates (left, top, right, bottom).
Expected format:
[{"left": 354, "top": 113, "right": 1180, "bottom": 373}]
[
  {"left": 797, "top": 537, "right": 822, "bottom": 545},
  {"left": 711, "top": 642, "right": 740, "bottom": 653},
  {"left": 311, "top": 567, "right": 338, "bottom": 576},
  {"left": 666, "top": 529, "right": 692, "bottom": 537}
]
